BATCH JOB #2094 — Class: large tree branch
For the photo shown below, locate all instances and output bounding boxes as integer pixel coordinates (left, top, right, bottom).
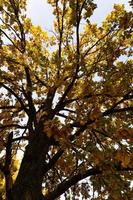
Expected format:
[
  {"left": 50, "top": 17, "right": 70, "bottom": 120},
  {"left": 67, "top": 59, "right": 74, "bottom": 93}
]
[
  {"left": 43, "top": 149, "right": 64, "bottom": 175},
  {"left": 35, "top": 75, "right": 49, "bottom": 88},
  {"left": 54, "top": 0, "right": 81, "bottom": 114},
  {"left": 44, "top": 167, "right": 100, "bottom": 200},
  {"left": 24, "top": 67, "right": 37, "bottom": 130},
  {"left": 56, "top": 0, "right": 66, "bottom": 77},
  {"left": 0, "top": 124, "right": 27, "bottom": 130},
  {"left": 54, "top": 89, "right": 133, "bottom": 115},
  {"left": 103, "top": 90, "right": 133, "bottom": 116},
  {"left": 9, "top": 0, "right": 26, "bottom": 52},
  {"left": 3, "top": 132, "right": 13, "bottom": 199},
  {"left": 105, "top": 107, "right": 133, "bottom": 115},
  {"left": 12, "top": 136, "right": 28, "bottom": 142},
  {"left": 0, "top": 105, "right": 16, "bottom": 110},
  {"left": 0, "top": 163, "right": 4, "bottom": 174},
  {"left": 44, "top": 165, "right": 133, "bottom": 200}
]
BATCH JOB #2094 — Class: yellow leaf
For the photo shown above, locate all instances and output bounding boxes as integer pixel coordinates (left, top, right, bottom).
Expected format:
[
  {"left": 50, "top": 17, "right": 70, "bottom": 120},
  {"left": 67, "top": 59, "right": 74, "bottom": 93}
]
[{"left": 115, "top": 151, "right": 131, "bottom": 167}]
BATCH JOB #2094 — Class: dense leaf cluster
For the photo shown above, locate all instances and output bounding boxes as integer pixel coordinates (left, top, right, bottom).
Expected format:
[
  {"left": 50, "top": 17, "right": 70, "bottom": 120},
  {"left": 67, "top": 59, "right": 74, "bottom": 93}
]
[{"left": 0, "top": 0, "right": 133, "bottom": 199}]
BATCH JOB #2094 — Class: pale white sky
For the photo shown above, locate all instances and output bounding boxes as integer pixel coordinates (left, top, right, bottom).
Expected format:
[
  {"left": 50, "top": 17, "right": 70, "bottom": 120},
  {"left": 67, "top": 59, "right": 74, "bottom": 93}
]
[{"left": 27, "top": 0, "right": 130, "bottom": 30}]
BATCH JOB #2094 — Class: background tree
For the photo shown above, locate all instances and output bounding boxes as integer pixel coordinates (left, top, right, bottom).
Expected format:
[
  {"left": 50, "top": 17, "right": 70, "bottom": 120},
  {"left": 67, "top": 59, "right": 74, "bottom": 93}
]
[{"left": 0, "top": 0, "right": 133, "bottom": 199}]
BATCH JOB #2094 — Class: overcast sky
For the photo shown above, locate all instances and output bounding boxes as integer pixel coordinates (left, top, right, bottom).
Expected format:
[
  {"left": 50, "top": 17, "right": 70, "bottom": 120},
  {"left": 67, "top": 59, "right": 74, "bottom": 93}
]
[{"left": 26, "top": 0, "right": 130, "bottom": 31}]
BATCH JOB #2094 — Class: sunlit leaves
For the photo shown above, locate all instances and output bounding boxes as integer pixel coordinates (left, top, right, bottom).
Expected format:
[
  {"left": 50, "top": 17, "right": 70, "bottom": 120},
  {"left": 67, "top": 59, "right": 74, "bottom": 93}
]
[{"left": 0, "top": 0, "right": 133, "bottom": 199}]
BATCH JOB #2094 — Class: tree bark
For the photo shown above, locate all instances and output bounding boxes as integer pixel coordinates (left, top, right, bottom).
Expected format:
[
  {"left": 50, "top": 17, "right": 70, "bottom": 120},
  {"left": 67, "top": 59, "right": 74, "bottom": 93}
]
[{"left": 11, "top": 133, "right": 49, "bottom": 200}]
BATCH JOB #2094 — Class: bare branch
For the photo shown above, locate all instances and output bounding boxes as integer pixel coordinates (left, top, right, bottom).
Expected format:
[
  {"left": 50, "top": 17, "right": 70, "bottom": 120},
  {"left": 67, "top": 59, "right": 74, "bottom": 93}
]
[
  {"left": 83, "top": 29, "right": 114, "bottom": 58},
  {"left": 0, "top": 16, "right": 21, "bottom": 40},
  {"left": 0, "top": 29, "right": 23, "bottom": 52}
]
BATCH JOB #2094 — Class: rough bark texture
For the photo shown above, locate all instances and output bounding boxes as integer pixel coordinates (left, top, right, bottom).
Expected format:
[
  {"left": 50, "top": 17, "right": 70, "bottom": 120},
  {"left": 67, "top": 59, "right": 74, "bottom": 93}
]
[{"left": 11, "top": 133, "right": 49, "bottom": 200}]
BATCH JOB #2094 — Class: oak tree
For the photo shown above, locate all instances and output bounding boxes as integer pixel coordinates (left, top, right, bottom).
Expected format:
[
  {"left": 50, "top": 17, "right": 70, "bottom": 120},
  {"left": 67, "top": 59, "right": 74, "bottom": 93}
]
[{"left": 0, "top": 0, "right": 133, "bottom": 199}]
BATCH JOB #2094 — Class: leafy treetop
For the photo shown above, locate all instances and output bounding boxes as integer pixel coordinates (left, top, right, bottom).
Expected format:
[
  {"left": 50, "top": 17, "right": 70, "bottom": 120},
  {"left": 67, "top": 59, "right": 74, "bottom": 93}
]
[{"left": 0, "top": 0, "right": 133, "bottom": 199}]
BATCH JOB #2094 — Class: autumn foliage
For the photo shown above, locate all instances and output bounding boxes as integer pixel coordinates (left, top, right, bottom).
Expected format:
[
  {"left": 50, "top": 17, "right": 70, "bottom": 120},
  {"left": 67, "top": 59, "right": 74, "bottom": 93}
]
[{"left": 0, "top": 0, "right": 133, "bottom": 199}]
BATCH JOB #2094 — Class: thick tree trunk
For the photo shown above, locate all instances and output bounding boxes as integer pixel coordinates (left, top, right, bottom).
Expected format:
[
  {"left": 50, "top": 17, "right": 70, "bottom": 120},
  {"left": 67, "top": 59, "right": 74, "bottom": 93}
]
[{"left": 11, "top": 134, "right": 49, "bottom": 200}]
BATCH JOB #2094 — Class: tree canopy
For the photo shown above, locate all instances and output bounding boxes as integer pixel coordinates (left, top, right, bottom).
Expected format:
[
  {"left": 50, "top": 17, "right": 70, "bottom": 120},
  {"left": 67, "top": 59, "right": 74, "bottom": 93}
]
[{"left": 0, "top": 0, "right": 133, "bottom": 199}]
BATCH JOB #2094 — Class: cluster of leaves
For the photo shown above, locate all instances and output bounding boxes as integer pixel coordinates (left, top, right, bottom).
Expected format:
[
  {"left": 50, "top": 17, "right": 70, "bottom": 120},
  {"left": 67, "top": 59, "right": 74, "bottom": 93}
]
[{"left": 0, "top": 0, "right": 133, "bottom": 199}]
